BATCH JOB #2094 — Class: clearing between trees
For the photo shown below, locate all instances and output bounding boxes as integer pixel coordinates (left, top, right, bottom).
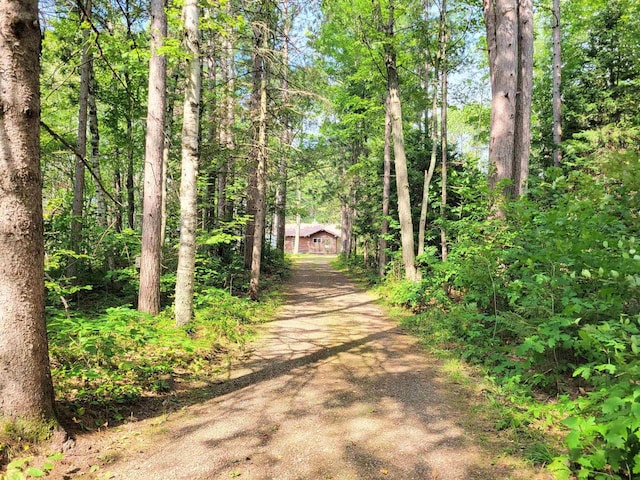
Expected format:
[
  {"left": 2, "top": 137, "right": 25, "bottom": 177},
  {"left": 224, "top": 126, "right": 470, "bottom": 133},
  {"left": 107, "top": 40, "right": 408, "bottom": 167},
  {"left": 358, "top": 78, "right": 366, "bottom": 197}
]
[{"left": 50, "top": 256, "right": 544, "bottom": 480}]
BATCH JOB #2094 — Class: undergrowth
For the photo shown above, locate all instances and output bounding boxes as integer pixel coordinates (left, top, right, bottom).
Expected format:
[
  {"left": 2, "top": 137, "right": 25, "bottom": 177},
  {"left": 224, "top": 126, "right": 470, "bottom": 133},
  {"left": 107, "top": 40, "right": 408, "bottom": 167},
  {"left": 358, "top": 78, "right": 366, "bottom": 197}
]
[{"left": 345, "top": 155, "right": 640, "bottom": 479}]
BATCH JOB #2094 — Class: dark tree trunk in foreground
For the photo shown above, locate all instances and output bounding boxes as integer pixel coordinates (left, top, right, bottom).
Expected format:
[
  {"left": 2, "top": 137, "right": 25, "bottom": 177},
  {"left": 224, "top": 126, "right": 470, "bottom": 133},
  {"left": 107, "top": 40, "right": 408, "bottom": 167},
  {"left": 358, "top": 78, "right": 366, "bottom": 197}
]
[
  {"left": 138, "top": 0, "right": 167, "bottom": 315},
  {"left": 0, "top": 0, "right": 56, "bottom": 422}
]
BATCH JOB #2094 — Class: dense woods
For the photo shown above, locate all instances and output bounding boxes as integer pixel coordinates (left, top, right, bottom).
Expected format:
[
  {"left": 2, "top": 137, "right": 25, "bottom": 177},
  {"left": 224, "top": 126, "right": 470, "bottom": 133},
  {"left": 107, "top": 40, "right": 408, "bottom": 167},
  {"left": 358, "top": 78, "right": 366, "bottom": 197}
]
[{"left": 1, "top": 0, "right": 639, "bottom": 478}]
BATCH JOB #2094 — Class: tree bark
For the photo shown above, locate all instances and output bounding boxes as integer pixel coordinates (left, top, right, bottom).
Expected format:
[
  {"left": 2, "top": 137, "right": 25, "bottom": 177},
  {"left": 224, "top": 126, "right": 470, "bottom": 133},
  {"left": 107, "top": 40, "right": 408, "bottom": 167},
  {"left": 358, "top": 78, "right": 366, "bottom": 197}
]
[
  {"left": 88, "top": 63, "right": 106, "bottom": 229},
  {"left": 440, "top": 0, "right": 448, "bottom": 262},
  {"left": 175, "top": 0, "right": 202, "bottom": 325},
  {"left": 0, "top": 0, "right": 56, "bottom": 422},
  {"left": 379, "top": 97, "right": 391, "bottom": 277},
  {"left": 138, "top": 0, "right": 167, "bottom": 315},
  {"left": 383, "top": 0, "right": 417, "bottom": 281},
  {"left": 275, "top": 0, "right": 292, "bottom": 258},
  {"left": 249, "top": 4, "right": 270, "bottom": 299},
  {"left": 483, "top": 0, "right": 533, "bottom": 204},
  {"left": 70, "top": 0, "right": 92, "bottom": 274},
  {"left": 552, "top": 0, "right": 562, "bottom": 167}
]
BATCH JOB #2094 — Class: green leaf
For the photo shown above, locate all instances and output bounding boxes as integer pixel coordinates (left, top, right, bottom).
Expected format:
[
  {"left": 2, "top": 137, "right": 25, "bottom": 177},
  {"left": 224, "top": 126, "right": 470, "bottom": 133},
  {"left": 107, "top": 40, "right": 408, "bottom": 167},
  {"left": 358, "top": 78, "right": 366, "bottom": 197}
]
[
  {"left": 602, "top": 396, "right": 624, "bottom": 414},
  {"left": 566, "top": 430, "right": 581, "bottom": 449},
  {"left": 25, "top": 467, "right": 46, "bottom": 477}
]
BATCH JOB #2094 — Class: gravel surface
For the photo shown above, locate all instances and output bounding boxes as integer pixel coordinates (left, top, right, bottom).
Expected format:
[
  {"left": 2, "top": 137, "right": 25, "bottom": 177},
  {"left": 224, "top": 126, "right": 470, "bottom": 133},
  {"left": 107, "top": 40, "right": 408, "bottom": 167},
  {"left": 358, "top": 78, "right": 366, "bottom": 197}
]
[{"left": 60, "top": 256, "right": 536, "bottom": 479}]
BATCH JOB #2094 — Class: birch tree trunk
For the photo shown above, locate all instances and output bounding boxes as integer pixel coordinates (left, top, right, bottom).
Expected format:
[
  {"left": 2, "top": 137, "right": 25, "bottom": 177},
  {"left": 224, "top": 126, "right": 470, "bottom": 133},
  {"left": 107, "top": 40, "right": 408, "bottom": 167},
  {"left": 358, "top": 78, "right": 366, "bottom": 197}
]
[
  {"left": 0, "top": 0, "right": 57, "bottom": 422},
  {"left": 175, "top": 0, "right": 202, "bottom": 325},
  {"left": 383, "top": 0, "right": 417, "bottom": 281},
  {"left": 138, "top": 0, "right": 167, "bottom": 315},
  {"left": 552, "top": 0, "right": 562, "bottom": 167}
]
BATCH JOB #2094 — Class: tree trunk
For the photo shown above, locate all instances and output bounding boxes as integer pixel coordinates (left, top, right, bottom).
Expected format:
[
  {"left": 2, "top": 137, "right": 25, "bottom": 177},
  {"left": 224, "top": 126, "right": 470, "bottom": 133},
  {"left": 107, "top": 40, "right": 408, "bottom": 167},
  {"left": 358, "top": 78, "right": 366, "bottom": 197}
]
[
  {"left": 161, "top": 73, "right": 178, "bottom": 248},
  {"left": 514, "top": 0, "right": 532, "bottom": 195},
  {"left": 70, "top": 0, "right": 91, "bottom": 273},
  {"left": 88, "top": 63, "right": 107, "bottom": 229},
  {"left": 418, "top": 37, "right": 439, "bottom": 257},
  {"left": 379, "top": 97, "right": 391, "bottom": 277},
  {"left": 552, "top": 0, "right": 562, "bottom": 167},
  {"left": 294, "top": 185, "right": 301, "bottom": 254},
  {"left": 138, "top": 0, "right": 167, "bottom": 315},
  {"left": 249, "top": 5, "right": 270, "bottom": 299},
  {"left": 275, "top": 0, "right": 291, "bottom": 258},
  {"left": 440, "top": 0, "right": 448, "bottom": 262},
  {"left": 244, "top": 18, "right": 263, "bottom": 270},
  {"left": 383, "top": 0, "right": 417, "bottom": 281},
  {"left": 126, "top": 113, "right": 135, "bottom": 229},
  {"left": 175, "top": 0, "right": 202, "bottom": 326},
  {"left": 0, "top": 0, "right": 56, "bottom": 422},
  {"left": 483, "top": 0, "right": 533, "bottom": 204}
]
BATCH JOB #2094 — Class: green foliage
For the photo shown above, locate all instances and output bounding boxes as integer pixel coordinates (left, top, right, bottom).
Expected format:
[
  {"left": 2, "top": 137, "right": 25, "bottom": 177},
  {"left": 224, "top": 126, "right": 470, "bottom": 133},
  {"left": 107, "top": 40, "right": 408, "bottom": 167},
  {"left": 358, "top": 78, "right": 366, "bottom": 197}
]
[
  {"left": 1, "top": 453, "right": 62, "bottom": 480},
  {"left": 47, "top": 286, "right": 273, "bottom": 429}
]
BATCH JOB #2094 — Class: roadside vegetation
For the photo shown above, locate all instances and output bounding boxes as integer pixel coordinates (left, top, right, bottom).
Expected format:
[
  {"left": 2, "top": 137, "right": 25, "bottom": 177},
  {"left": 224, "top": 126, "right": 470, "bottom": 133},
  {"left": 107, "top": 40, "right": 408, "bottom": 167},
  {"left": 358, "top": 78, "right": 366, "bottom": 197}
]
[
  {"left": 338, "top": 151, "right": 640, "bottom": 480},
  {"left": 0, "top": 246, "right": 287, "bottom": 475}
]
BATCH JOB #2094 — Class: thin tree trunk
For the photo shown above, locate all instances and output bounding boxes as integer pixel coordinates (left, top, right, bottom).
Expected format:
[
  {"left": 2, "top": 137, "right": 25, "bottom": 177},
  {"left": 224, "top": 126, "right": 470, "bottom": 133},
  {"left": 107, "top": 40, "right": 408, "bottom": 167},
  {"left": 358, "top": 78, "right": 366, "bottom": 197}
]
[
  {"left": 379, "top": 98, "right": 391, "bottom": 277},
  {"left": 514, "top": 0, "right": 533, "bottom": 196},
  {"left": 244, "top": 16, "right": 263, "bottom": 270},
  {"left": 161, "top": 74, "right": 177, "bottom": 248},
  {"left": 0, "top": 0, "right": 57, "bottom": 422},
  {"left": 219, "top": 1, "right": 235, "bottom": 224},
  {"left": 138, "top": 0, "right": 167, "bottom": 315},
  {"left": 418, "top": 25, "right": 440, "bottom": 257},
  {"left": 383, "top": 0, "right": 417, "bottom": 281},
  {"left": 126, "top": 113, "right": 135, "bottom": 229},
  {"left": 440, "top": 0, "right": 448, "bottom": 262},
  {"left": 114, "top": 158, "right": 123, "bottom": 233},
  {"left": 249, "top": 6, "right": 270, "bottom": 299},
  {"left": 175, "top": 0, "right": 202, "bottom": 325},
  {"left": 275, "top": 0, "right": 291, "bottom": 258},
  {"left": 552, "top": 0, "right": 562, "bottom": 167},
  {"left": 70, "top": 0, "right": 92, "bottom": 272},
  {"left": 294, "top": 184, "right": 301, "bottom": 254},
  {"left": 88, "top": 63, "right": 106, "bottom": 229}
]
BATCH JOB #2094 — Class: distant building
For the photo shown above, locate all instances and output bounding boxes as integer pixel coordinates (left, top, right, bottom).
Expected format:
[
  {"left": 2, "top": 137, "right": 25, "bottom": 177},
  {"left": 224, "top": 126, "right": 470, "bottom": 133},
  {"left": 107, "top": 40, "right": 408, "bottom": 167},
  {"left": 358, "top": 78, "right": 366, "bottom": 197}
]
[{"left": 284, "top": 223, "right": 341, "bottom": 254}]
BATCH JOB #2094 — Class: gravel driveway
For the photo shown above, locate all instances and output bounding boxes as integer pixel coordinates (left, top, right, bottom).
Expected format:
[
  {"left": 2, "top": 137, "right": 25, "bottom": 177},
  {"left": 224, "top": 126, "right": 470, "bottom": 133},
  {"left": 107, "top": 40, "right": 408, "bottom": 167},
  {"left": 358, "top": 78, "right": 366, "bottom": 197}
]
[{"left": 78, "top": 255, "right": 534, "bottom": 479}]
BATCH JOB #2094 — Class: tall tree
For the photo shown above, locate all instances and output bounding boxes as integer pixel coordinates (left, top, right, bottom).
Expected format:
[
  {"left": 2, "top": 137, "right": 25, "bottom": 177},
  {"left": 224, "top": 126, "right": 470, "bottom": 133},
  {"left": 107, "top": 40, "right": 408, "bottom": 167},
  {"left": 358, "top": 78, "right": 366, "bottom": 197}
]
[
  {"left": 70, "top": 0, "right": 92, "bottom": 274},
  {"left": 381, "top": 0, "right": 418, "bottom": 281},
  {"left": 551, "top": 0, "right": 562, "bottom": 167},
  {"left": 378, "top": 97, "right": 391, "bottom": 276},
  {"left": 0, "top": 0, "right": 56, "bottom": 422},
  {"left": 138, "top": 0, "right": 167, "bottom": 315},
  {"left": 175, "top": 0, "right": 202, "bottom": 325},
  {"left": 248, "top": 0, "right": 271, "bottom": 299},
  {"left": 439, "top": 0, "right": 448, "bottom": 262},
  {"left": 483, "top": 0, "right": 533, "bottom": 203}
]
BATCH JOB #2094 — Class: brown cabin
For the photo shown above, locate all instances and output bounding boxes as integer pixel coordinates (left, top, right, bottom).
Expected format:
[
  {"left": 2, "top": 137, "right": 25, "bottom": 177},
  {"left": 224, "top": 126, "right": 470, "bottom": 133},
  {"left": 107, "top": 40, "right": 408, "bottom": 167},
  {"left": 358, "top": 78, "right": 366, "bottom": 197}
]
[{"left": 284, "top": 224, "right": 341, "bottom": 254}]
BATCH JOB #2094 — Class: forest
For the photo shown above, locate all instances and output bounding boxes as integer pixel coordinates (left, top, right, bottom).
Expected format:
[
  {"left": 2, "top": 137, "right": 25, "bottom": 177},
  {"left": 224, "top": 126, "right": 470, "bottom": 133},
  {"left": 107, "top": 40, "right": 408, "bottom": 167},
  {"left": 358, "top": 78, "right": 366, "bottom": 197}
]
[{"left": 0, "top": 0, "right": 639, "bottom": 478}]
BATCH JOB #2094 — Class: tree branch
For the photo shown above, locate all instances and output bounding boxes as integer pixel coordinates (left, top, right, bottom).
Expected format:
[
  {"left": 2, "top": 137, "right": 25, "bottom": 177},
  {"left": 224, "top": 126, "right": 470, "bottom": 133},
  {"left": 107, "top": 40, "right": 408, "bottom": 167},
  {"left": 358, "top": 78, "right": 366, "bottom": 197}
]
[{"left": 40, "top": 121, "right": 123, "bottom": 207}]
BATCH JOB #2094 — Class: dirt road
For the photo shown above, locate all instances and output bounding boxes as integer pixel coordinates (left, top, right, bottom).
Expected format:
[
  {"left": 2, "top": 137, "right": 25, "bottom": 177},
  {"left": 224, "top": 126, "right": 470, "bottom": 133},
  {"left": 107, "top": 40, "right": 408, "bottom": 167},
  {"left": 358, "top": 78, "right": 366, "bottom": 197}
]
[{"left": 69, "top": 256, "right": 534, "bottom": 479}]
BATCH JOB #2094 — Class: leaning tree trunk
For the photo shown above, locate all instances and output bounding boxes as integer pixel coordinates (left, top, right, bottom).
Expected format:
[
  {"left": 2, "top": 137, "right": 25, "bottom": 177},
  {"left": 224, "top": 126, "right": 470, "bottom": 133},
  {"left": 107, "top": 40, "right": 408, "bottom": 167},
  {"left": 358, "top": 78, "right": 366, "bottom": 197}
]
[
  {"left": 138, "top": 0, "right": 167, "bottom": 315},
  {"left": 383, "top": 0, "right": 418, "bottom": 281},
  {"left": 175, "top": 0, "right": 202, "bottom": 326},
  {"left": 0, "top": 0, "right": 57, "bottom": 422},
  {"left": 551, "top": 0, "right": 562, "bottom": 167}
]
